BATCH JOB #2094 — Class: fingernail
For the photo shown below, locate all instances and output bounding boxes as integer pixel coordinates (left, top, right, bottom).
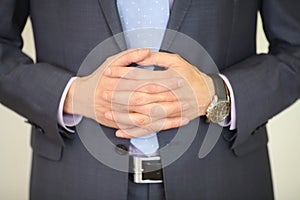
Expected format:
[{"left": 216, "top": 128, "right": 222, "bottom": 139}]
[
  {"left": 116, "top": 131, "right": 123, "bottom": 137},
  {"left": 105, "top": 112, "right": 113, "bottom": 120},
  {"left": 104, "top": 68, "right": 111, "bottom": 75},
  {"left": 178, "top": 79, "right": 185, "bottom": 87},
  {"left": 182, "top": 102, "right": 190, "bottom": 110}
]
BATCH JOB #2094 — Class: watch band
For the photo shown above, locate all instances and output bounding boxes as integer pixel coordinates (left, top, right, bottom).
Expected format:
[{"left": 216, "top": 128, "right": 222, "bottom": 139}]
[{"left": 209, "top": 74, "right": 227, "bottom": 100}]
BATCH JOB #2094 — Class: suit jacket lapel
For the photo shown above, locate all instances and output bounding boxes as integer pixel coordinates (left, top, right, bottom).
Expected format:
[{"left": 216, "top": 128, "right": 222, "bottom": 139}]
[
  {"left": 162, "top": 0, "right": 192, "bottom": 51},
  {"left": 99, "top": 0, "right": 192, "bottom": 33},
  {"left": 98, "top": 0, "right": 192, "bottom": 51},
  {"left": 167, "top": 0, "right": 192, "bottom": 31},
  {"left": 98, "top": 0, "right": 126, "bottom": 50}
]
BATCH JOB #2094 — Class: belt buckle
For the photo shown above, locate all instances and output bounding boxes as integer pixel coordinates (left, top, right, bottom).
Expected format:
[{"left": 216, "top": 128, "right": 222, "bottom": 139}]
[{"left": 133, "top": 156, "right": 163, "bottom": 184}]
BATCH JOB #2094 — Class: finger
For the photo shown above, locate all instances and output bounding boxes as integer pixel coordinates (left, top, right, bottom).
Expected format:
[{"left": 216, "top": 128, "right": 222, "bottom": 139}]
[
  {"left": 103, "top": 90, "right": 179, "bottom": 106},
  {"left": 95, "top": 116, "right": 134, "bottom": 130},
  {"left": 169, "top": 104, "right": 201, "bottom": 117},
  {"left": 94, "top": 100, "right": 130, "bottom": 113},
  {"left": 110, "top": 48, "right": 151, "bottom": 67},
  {"left": 133, "top": 102, "right": 190, "bottom": 117},
  {"left": 138, "top": 52, "right": 181, "bottom": 68},
  {"left": 137, "top": 82, "right": 183, "bottom": 93},
  {"left": 104, "top": 66, "right": 173, "bottom": 80},
  {"left": 104, "top": 111, "right": 152, "bottom": 127},
  {"left": 99, "top": 100, "right": 190, "bottom": 118},
  {"left": 114, "top": 131, "right": 133, "bottom": 139},
  {"left": 104, "top": 78, "right": 184, "bottom": 93},
  {"left": 115, "top": 117, "right": 190, "bottom": 138}
]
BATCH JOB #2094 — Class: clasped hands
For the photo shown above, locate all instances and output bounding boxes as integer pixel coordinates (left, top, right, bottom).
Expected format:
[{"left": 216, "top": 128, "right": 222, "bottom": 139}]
[{"left": 64, "top": 48, "right": 215, "bottom": 138}]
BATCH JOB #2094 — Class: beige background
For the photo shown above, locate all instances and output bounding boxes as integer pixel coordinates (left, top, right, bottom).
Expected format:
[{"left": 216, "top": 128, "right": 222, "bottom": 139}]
[{"left": 0, "top": 14, "right": 299, "bottom": 199}]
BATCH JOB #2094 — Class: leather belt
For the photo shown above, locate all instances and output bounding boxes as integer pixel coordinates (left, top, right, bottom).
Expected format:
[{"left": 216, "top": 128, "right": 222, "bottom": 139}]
[{"left": 129, "top": 156, "right": 163, "bottom": 184}]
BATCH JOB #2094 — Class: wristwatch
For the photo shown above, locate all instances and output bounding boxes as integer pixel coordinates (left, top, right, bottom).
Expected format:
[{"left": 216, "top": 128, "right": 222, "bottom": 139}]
[{"left": 206, "top": 74, "right": 231, "bottom": 123}]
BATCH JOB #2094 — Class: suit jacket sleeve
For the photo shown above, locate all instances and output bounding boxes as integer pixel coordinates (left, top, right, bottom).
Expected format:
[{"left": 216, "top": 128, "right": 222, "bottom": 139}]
[
  {"left": 222, "top": 0, "right": 300, "bottom": 148},
  {"left": 0, "top": 0, "right": 73, "bottom": 145}
]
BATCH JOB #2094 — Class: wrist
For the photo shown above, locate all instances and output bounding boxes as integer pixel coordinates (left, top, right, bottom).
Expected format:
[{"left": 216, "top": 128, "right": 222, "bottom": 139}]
[
  {"left": 197, "top": 73, "right": 215, "bottom": 115},
  {"left": 64, "top": 76, "right": 98, "bottom": 120},
  {"left": 63, "top": 79, "right": 76, "bottom": 114},
  {"left": 205, "top": 74, "right": 231, "bottom": 123}
]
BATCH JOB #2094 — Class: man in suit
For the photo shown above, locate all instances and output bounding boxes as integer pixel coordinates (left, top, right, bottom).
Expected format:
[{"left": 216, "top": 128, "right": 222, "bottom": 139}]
[{"left": 0, "top": 0, "right": 299, "bottom": 199}]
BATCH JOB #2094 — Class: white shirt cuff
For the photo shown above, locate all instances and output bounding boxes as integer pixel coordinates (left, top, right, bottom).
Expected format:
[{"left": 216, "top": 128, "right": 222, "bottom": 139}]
[
  {"left": 57, "top": 77, "right": 82, "bottom": 133},
  {"left": 218, "top": 74, "right": 237, "bottom": 130}
]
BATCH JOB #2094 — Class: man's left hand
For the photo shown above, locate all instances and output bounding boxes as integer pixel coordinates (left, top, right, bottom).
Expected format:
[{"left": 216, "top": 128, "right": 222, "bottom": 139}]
[{"left": 103, "top": 52, "right": 215, "bottom": 138}]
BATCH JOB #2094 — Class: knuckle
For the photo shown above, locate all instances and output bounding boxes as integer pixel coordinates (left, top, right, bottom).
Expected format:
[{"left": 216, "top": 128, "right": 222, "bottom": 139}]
[
  {"left": 150, "top": 105, "right": 164, "bottom": 117},
  {"left": 167, "top": 92, "right": 177, "bottom": 101},
  {"left": 135, "top": 116, "right": 150, "bottom": 126},
  {"left": 146, "top": 84, "right": 157, "bottom": 93},
  {"left": 130, "top": 97, "right": 138, "bottom": 105},
  {"left": 173, "top": 103, "right": 182, "bottom": 113},
  {"left": 136, "top": 105, "right": 150, "bottom": 115},
  {"left": 130, "top": 93, "right": 144, "bottom": 105}
]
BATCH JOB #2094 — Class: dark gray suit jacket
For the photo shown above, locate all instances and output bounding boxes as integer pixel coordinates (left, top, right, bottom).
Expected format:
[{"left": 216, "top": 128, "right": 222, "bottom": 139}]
[{"left": 0, "top": 0, "right": 299, "bottom": 199}]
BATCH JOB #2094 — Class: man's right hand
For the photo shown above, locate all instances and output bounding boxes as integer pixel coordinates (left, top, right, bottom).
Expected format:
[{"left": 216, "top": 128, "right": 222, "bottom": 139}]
[
  {"left": 63, "top": 48, "right": 151, "bottom": 129},
  {"left": 63, "top": 48, "right": 184, "bottom": 130}
]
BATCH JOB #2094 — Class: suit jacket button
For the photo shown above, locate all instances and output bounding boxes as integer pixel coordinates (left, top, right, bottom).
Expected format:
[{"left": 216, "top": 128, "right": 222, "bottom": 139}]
[{"left": 115, "top": 144, "right": 128, "bottom": 155}]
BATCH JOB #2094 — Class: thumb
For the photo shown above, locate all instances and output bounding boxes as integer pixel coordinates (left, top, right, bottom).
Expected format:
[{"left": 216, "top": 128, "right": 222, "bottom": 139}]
[
  {"left": 137, "top": 52, "right": 176, "bottom": 68},
  {"left": 112, "top": 48, "right": 151, "bottom": 67}
]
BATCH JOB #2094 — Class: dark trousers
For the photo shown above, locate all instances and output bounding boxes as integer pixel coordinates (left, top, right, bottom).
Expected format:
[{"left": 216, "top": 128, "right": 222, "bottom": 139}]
[{"left": 127, "top": 177, "right": 165, "bottom": 200}]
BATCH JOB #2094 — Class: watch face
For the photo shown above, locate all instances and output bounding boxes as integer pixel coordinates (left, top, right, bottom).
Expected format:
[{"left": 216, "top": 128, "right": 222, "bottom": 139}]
[{"left": 207, "top": 101, "right": 230, "bottom": 123}]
